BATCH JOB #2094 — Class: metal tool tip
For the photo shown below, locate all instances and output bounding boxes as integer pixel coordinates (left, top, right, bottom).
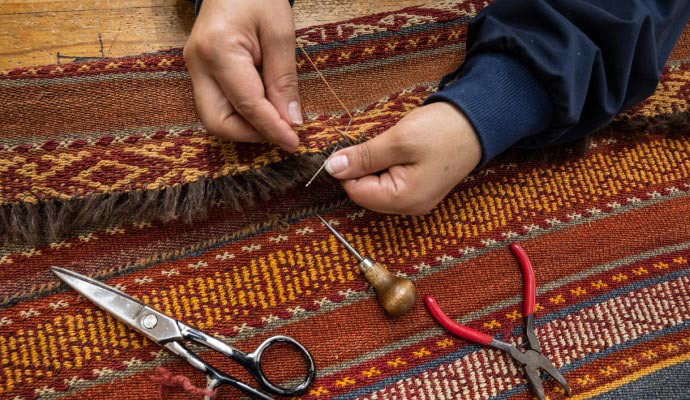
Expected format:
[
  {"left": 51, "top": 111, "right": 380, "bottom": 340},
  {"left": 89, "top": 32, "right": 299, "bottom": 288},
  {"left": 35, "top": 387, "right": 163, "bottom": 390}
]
[{"left": 50, "top": 266, "right": 66, "bottom": 275}]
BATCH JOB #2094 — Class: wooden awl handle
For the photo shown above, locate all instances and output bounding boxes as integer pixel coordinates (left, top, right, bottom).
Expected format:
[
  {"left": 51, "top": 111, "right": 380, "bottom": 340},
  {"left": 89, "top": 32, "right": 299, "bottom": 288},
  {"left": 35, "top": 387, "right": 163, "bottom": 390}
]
[{"left": 360, "top": 258, "right": 416, "bottom": 316}]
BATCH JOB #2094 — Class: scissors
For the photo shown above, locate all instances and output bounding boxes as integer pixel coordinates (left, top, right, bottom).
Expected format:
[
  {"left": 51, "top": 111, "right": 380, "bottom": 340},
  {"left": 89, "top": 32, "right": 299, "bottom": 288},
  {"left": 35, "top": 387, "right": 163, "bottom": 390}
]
[
  {"left": 424, "top": 243, "right": 570, "bottom": 400},
  {"left": 51, "top": 267, "right": 316, "bottom": 400}
]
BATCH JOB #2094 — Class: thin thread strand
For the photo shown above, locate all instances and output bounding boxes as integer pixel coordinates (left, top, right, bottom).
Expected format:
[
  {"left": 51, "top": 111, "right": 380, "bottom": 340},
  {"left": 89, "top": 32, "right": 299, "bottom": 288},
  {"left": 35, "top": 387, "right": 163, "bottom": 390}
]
[{"left": 298, "top": 42, "right": 353, "bottom": 123}]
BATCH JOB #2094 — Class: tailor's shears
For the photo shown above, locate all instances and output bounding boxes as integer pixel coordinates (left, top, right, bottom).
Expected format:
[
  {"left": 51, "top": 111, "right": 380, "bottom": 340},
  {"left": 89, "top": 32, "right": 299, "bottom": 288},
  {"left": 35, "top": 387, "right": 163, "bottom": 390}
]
[{"left": 51, "top": 267, "right": 316, "bottom": 400}]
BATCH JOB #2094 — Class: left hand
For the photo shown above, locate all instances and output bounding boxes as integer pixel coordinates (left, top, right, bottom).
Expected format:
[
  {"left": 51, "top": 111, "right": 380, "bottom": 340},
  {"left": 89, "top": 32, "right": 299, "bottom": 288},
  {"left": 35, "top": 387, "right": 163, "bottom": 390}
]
[{"left": 325, "top": 102, "right": 482, "bottom": 215}]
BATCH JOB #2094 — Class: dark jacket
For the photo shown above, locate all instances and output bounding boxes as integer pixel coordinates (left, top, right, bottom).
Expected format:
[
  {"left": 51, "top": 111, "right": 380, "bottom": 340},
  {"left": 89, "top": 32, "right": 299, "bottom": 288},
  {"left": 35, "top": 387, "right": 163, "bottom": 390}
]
[{"left": 426, "top": 0, "right": 690, "bottom": 165}]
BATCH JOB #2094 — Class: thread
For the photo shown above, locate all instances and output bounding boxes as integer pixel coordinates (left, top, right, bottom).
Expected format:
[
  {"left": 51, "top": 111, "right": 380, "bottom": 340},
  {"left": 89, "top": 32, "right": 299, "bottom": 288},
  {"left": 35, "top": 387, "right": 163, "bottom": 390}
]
[
  {"left": 150, "top": 366, "right": 218, "bottom": 399},
  {"left": 298, "top": 42, "right": 355, "bottom": 186}
]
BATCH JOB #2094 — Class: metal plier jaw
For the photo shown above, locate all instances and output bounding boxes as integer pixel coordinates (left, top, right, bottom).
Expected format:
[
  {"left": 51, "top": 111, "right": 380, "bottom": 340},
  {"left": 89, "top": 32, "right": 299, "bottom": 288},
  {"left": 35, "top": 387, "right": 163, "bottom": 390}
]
[{"left": 424, "top": 243, "right": 571, "bottom": 400}]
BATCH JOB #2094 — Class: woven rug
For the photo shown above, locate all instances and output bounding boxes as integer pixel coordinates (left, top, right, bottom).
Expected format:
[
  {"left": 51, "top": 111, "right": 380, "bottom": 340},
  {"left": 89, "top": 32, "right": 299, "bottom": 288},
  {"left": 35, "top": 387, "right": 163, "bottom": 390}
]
[{"left": 2, "top": 0, "right": 690, "bottom": 399}]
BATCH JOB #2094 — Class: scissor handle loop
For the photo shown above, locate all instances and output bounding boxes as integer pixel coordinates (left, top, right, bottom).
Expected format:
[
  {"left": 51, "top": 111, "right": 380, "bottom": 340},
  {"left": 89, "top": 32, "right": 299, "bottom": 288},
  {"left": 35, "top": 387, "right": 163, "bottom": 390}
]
[{"left": 250, "top": 335, "right": 317, "bottom": 396}]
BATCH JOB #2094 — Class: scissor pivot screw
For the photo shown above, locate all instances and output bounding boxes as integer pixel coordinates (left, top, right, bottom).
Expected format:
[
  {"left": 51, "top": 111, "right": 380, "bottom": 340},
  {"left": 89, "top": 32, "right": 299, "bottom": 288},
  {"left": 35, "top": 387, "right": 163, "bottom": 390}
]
[{"left": 142, "top": 314, "right": 158, "bottom": 329}]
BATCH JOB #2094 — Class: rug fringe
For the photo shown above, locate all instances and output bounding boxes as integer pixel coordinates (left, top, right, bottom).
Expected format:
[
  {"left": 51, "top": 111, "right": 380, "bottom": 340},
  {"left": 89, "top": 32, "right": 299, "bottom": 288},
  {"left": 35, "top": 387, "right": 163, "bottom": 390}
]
[{"left": 1, "top": 137, "right": 357, "bottom": 244}]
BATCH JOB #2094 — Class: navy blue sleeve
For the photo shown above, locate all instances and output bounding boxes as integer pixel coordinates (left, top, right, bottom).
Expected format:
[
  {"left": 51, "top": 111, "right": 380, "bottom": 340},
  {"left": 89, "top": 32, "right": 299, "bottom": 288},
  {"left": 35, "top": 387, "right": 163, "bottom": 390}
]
[{"left": 426, "top": 0, "right": 690, "bottom": 166}]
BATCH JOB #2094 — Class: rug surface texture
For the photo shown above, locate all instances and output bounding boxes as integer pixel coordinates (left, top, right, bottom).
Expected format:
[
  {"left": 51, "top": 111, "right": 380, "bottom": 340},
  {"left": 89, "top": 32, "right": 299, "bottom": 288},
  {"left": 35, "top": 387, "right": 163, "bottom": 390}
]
[{"left": 2, "top": 0, "right": 690, "bottom": 399}]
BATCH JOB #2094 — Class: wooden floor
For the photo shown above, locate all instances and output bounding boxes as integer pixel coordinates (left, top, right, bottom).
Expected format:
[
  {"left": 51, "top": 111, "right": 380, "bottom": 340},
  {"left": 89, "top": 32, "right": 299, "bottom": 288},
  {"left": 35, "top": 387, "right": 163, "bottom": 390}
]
[{"left": 0, "top": 0, "right": 423, "bottom": 70}]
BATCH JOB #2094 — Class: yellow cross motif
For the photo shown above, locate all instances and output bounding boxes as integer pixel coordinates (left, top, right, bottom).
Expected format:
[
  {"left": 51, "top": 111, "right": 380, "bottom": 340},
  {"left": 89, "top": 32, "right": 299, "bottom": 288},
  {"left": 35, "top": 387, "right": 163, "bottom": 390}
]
[
  {"left": 535, "top": 303, "right": 544, "bottom": 311},
  {"left": 157, "top": 58, "right": 172, "bottom": 67},
  {"left": 612, "top": 273, "right": 628, "bottom": 282},
  {"left": 599, "top": 365, "right": 618, "bottom": 377},
  {"left": 682, "top": 337, "right": 690, "bottom": 345},
  {"left": 591, "top": 280, "right": 608, "bottom": 289},
  {"left": 363, "top": 47, "right": 375, "bottom": 55},
  {"left": 449, "top": 29, "right": 461, "bottom": 40},
  {"left": 405, "top": 38, "right": 421, "bottom": 48},
  {"left": 437, "top": 338, "right": 454, "bottom": 348},
  {"left": 362, "top": 367, "right": 382, "bottom": 377},
  {"left": 553, "top": 386, "right": 566, "bottom": 394},
  {"left": 662, "top": 343, "right": 679, "bottom": 352},
  {"left": 386, "top": 41, "right": 399, "bottom": 51},
  {"left": 413, "top": 347, "right": 431, "bottom": 358},
  {"left": 337, "top": 51, "right": 352, "bottom": 61},
  {"left": 104, "top": 62, "right": 122, "bottom": 70},
  {"left": 506, "top": 310, "right": 523, "bottom": 321},
  {"left": 21, "top": 249, "right": 42, "bottom": 257},
  {"left": 483, "top": 320, "right": 502, "bottom": 329},
  {"left": 106, "top": 227, "right": 125, "bottom": 235},
  {"left": 387, "top": 357, "right": 407, "bottom": 367},
  {"left": 427, "top": 34, "right": 440, "bottom": 44},
  {"left": 673, "top": 256, "right": 687, "bottom": 264},
  {"left": 620, "top": 357, "right": 639, "bottom": 367},
  {"left": 335, "top": 377, "right": 356, "bottom": 387},
  {"left": 133, "top": 60, "right": 146, "bottom": 69},
  {"left": 641, "top": 350, "right": 657, "bottom": 359},
  {"left": 576, "top": 374, "right": 596, "bottom": 386},
  {"left": 0, "top": 255, "right": 13, "bottom": 265},
  {"left": 549, "top": 294, "right": 565, "bottom": 304},
  {"left": 309, "top": 387, "right": 329, "bottom": 396},
  {"left": 78, "top": 64, "right": 91, "bottom": 72},
  {"left": 315, "top": 55, "right": 329, "bottom": 64},
  {"left": 570, "top": 287, "right": 587, "bottom": 296},
  {"left": 653, "top": 262, "right": 669, "bottom": 270},
  {"left": 632, "top": 267, "right": 648, "bottom": 276}
]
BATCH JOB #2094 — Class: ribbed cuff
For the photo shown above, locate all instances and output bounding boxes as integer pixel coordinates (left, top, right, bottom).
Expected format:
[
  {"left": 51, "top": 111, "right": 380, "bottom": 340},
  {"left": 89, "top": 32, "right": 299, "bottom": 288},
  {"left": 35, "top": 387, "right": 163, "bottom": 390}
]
[{"left": 425, "top": 53, "right": 553, "bottom": 167}]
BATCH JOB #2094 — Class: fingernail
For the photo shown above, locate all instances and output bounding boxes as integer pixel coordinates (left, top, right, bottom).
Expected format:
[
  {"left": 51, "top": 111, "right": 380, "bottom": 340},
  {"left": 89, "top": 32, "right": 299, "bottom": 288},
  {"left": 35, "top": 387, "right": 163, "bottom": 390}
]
[
  {"left": 325, "top": 155, "right": 348, "bottom": 175},
  {"left": 288, "top": 101, "right": 303, "bottom": 125}
]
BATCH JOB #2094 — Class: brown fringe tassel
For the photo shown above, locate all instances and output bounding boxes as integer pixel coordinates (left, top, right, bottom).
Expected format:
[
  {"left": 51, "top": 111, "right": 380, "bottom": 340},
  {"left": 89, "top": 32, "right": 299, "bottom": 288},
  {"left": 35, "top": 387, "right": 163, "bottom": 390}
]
[{"left": 1, "top": 137, "right": 357, "bottom": 244}]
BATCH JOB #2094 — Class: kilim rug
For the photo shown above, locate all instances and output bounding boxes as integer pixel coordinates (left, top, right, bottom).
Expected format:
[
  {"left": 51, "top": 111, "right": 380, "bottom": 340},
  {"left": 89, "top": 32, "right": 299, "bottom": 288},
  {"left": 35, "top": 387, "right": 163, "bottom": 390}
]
[{"left": 2, "top": 1, "right": 690, "bottom": 399}]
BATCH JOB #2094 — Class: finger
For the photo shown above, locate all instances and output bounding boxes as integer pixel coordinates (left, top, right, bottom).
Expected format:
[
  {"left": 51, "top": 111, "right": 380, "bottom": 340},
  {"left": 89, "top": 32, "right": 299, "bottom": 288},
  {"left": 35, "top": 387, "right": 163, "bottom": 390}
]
[
  {"left": 324, "top": 130, "right": 410, "bottom": 179},
  {"left": 188, "top": 69, "right": 264, "bottom": 142},
  {"left": 341, "top": 165, "right": 429, "bottom": 215},
  {"left": 215, "top": 53, "right": 299, "bottom": 152},
  {"left": 260, "top": 9, "right": 302, "bottom": 126}
]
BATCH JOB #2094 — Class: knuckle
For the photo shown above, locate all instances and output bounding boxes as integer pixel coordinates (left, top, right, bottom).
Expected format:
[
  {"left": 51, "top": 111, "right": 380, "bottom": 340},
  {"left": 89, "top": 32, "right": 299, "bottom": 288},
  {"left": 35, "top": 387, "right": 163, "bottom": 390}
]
[
  {"left": 202, "top": 117, "right": 225, "bottom": 136},
  {"left": 263, "top": 25, "right": 295, "bottom": 45},
  {"left": 266, "top": 71, "right": 298, "bottom": 94},
  {"left": 355, "top": 143, "right": 375, "bottom": 172},
  {"left": 191, "top": 29, "right": 248, "bottom": 61},
  {"left": 233, "top": 98, "right": 260, "bottom": 119}
]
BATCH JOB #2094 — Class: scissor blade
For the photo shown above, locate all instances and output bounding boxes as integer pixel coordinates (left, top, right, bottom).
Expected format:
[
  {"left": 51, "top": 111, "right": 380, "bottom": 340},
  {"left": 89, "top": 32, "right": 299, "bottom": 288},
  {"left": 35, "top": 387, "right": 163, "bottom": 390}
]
[{"left": 51, "top": 266, "right": 146, "bottom": 330}]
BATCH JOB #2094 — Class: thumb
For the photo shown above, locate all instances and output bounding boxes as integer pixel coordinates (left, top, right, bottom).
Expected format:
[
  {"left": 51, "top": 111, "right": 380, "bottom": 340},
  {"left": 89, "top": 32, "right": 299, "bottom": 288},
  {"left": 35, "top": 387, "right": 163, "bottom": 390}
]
[
  {"left": 325, "top": 131, "right": 408, "bottom": 179},
  {"left": 261, "top": 12, "right": 302, "bottom": 126}
]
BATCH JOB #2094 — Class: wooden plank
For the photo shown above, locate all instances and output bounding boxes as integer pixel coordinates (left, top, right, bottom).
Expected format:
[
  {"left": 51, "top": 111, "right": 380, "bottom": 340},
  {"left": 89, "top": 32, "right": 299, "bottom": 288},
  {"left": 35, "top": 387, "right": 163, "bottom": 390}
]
[{"left": 0, "top": 0, "right": 423, "bottom": 70}]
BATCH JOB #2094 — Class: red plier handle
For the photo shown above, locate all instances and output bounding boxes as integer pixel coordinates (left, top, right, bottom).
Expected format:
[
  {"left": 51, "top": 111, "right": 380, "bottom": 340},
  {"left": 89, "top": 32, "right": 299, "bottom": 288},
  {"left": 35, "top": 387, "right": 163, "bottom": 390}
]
[
  {"left": 510, "top": 243, "right": 536, "bottom": 316},
  {"left": 424, "top": 296, "right": 494, "bottom": 345},
  {"left": 424, "top": 243, "right": 537, "bottom": 345}
]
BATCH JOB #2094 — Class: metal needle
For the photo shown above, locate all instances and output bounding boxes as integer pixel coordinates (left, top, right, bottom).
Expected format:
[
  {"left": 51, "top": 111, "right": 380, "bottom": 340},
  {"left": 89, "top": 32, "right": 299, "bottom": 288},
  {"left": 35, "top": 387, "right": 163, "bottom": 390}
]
[
  {"left": 316, "top": 214, "right": 364, "bottom": 262},
  {"left": 305, "top": 146, "right": 339, "bottom": 187}
]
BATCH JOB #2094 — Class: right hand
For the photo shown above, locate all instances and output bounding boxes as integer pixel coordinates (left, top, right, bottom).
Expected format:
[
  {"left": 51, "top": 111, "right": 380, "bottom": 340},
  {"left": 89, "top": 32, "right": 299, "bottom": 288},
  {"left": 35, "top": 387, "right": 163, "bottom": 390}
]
[{"left": 184, "top": 0, "right": 302, "bottom": 152}]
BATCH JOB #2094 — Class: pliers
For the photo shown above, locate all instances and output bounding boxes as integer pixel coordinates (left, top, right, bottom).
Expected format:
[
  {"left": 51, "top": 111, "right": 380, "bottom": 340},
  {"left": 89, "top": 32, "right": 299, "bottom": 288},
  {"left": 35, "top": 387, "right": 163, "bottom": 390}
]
[{"left": 424, "top": 243, "right": 571, "bottom": 400}]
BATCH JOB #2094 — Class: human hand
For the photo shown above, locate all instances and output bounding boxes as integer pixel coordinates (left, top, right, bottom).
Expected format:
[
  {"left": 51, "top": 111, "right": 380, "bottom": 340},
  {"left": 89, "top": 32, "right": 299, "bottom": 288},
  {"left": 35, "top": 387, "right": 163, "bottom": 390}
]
[
  {"left": 184, "top": 0, "right": 301, "bottom": 152},
  {"left": 325, "top": 102, "right": 482, "bottom": 215}
]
